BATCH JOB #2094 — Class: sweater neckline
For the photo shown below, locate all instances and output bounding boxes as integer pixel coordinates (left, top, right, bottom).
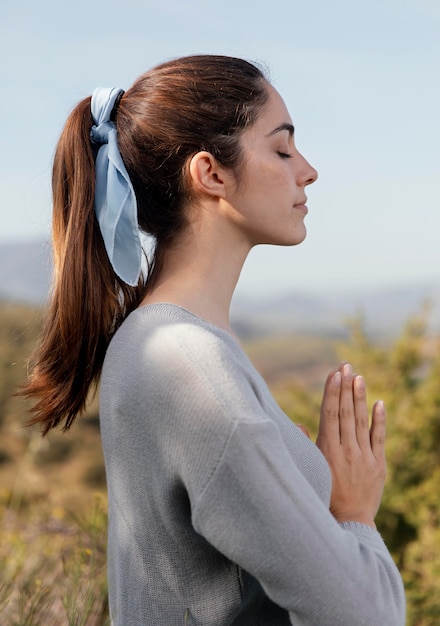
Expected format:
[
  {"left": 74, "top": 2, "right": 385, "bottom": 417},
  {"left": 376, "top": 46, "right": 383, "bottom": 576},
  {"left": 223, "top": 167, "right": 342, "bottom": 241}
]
[{"left": 135, "top": 302, "right": 242, "bottom": 347}]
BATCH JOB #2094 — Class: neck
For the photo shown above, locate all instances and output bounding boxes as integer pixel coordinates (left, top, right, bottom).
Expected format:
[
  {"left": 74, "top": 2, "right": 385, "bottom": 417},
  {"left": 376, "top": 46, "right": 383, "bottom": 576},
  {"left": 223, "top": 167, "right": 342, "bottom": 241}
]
[{"left": 141, "top": 207, "right": 251, "bottom": 334}]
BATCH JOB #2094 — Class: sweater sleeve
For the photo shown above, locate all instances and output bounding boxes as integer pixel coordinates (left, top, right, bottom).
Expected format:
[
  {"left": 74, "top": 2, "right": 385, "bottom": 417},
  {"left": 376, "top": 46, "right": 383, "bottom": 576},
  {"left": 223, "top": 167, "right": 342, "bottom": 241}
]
[{"left": 191, "top": 418, "right": 406, "bottom": 626}]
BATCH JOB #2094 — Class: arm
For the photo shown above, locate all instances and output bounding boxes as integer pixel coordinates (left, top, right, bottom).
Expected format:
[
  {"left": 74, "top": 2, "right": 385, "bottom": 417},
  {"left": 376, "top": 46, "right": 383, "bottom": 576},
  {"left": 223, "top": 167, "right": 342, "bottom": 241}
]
[
  {"left": 191, "top": 363, "right": 405, "bottom": 625},
  {"left": 192, "top": 418, "right": 405, "bottom": 625}
]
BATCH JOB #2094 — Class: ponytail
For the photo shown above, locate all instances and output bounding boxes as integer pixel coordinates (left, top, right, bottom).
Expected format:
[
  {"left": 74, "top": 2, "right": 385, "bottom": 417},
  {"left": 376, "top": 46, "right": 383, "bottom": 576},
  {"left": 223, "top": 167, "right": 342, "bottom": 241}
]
[{"left": 22, "top": 97, "right": 145, "bottom": 434}]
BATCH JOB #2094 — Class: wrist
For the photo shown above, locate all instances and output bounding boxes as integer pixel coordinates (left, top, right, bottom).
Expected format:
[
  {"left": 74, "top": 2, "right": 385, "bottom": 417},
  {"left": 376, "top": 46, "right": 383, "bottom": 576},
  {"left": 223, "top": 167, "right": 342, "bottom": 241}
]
[{"left": 333, "top": 512, "right": 377, "bottom": 529}]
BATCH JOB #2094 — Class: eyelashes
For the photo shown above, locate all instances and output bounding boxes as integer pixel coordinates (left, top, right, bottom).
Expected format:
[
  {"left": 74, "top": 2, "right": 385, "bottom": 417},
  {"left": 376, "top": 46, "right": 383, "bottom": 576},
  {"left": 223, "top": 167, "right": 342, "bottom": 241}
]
[{"left": 277, "top": 151, "right": 293, "bottom": 159}]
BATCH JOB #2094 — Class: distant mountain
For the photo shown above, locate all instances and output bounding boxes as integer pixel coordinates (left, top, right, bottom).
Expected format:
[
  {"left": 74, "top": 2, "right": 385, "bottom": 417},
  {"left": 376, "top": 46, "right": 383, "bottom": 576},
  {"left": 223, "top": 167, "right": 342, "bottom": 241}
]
[
  {"left": 0, "top": 239, "right": 52, "bottom": 305},
  {"left": 231, "top": 283, "right": 440, "bottom": 338},
  {"left": 1, "top": 238, "right": 439, "bottom": 337}
]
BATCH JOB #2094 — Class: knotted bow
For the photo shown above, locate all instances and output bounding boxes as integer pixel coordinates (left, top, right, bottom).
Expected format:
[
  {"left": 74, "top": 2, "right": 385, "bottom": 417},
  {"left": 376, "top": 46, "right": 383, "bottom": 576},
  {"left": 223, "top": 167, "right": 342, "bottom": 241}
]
[{"left": 90, "top": 87, "right": 142, "bottom": 286}]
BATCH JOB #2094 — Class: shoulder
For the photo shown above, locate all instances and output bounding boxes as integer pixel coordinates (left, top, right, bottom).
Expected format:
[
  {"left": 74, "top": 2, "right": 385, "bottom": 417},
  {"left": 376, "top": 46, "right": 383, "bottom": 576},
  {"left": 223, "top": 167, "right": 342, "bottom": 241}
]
[
  {"left": 103, "top": 303, "right": 263, "bottom": 419},
  {"left": 110, "top": 303, "right": 238, "bottom": 369},
  {"left": 100, "top": 304, "right": 272, "bottom": 478}
]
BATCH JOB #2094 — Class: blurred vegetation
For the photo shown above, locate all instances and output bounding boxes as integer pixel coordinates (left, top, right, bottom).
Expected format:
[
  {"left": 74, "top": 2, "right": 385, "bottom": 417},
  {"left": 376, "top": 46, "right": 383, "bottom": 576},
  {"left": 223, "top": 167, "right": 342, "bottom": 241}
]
[
  {"left": 0, "top": 302, "right": 108, "bottom": 625},
  {"left": 275, "top": 304, "right": 440, "bottom": 626},
  {"left": 0, "top": 300, "right": 439, "bottom": 624}
]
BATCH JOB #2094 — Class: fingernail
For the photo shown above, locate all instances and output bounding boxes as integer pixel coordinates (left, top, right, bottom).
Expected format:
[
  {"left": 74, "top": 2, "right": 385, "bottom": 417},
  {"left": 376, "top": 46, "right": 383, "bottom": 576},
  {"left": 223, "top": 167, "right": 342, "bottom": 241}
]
[
  {"left": 343, "top": 363, "right": 352, "bottom": 379},
  {"left": 355, "top": 375, "right": 365, "bottom": 391},
  {"left": 334, "top": 371, "right": 341, "bottom": 386}
]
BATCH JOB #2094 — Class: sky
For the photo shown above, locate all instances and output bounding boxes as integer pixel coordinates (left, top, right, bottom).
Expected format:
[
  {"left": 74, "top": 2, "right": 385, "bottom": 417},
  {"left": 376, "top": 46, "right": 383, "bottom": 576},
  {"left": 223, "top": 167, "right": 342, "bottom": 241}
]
[{"left": 1, "top": 0, "right": 439, "bottom": 297}]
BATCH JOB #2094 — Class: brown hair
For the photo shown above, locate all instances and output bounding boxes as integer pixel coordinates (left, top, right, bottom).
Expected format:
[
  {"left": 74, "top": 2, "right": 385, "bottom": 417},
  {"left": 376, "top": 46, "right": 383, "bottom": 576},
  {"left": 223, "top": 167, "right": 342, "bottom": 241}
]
[{"left": 21, "top": 54, "right": 269, "bottom": 434}]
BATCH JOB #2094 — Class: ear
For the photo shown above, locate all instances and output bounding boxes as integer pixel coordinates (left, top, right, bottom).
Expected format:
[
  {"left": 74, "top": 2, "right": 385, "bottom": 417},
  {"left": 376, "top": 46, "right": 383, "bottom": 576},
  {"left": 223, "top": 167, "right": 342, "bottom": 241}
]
[{"left": 188, "top": 151, "right": 228, "bottom": 198}]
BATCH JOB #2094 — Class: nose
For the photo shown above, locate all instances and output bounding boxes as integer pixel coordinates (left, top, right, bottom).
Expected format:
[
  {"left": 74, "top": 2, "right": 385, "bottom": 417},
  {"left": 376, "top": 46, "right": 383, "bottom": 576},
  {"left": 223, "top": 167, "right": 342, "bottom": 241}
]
[{"left": 298, "top": 152, "right": 318, "bottom": 186}]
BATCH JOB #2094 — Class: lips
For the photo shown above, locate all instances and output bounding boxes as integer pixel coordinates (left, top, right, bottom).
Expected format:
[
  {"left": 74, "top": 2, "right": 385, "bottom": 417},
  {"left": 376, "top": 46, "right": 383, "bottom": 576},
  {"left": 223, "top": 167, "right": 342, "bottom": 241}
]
[
  {"left": 294, "top": 202, "right": 308, "bottom": 213},
  {"left": 293, "top": 197, "right": 308, "bottom": 212}
]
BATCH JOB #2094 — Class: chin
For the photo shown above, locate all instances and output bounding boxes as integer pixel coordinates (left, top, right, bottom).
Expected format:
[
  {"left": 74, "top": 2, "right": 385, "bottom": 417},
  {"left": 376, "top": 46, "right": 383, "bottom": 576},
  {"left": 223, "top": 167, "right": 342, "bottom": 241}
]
[{"left": 284, "top": 226, "right": 307, "bottom": 247}]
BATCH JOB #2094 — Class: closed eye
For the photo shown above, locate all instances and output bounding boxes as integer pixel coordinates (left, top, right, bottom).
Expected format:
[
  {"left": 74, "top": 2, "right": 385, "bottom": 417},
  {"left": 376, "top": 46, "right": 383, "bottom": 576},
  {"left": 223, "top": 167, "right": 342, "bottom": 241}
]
[{"left": 277, "top": 151, "right": 293, "bottom": 159}]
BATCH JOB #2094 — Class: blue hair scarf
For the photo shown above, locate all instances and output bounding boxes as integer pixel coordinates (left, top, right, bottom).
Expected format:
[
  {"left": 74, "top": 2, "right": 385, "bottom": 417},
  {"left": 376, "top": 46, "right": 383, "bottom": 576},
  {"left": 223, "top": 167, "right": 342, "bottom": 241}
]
[{"left": 90, "top": 87, "right": 142, "bottom": 286}]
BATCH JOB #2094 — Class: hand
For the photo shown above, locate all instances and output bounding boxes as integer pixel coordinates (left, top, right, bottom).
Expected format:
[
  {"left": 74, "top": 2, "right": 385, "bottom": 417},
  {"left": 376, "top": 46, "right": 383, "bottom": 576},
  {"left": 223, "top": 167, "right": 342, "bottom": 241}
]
[{"left": 316, "top": 362, "right": 387, "bottom": 528}]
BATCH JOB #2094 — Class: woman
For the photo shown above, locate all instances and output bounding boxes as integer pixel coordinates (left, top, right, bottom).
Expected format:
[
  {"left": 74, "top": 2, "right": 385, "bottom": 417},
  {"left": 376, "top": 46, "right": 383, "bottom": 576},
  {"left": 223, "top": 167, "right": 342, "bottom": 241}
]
[{"left": 23, "top": 55, "right": 405, "bottom": 624}]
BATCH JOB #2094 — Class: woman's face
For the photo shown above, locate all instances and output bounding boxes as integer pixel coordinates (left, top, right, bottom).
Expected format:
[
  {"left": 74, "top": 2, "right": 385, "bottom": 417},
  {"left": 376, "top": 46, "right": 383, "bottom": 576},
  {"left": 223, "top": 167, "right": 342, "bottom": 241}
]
[{"left": 224, "top": 84, "right": 318, "bottom": 248}]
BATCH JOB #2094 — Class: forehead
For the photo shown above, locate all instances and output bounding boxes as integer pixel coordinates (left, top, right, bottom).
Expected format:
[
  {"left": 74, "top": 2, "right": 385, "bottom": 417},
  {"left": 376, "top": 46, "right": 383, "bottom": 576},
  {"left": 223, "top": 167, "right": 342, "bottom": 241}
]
[{"left": 248, "top": 85, "right": 294, "bottom": 138}]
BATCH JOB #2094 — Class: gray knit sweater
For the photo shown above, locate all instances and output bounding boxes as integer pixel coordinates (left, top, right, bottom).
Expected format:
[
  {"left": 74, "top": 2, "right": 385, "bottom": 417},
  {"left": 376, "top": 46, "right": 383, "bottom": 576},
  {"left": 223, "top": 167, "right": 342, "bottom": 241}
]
[{"left": 99, "top": 303, "right": 405, "bottom": 625}]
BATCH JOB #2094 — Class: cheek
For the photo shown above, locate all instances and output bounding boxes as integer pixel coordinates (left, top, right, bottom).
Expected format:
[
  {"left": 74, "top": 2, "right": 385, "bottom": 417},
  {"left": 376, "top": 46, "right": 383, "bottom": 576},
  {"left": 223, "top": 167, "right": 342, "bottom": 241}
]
[
  {"left": 268, "top": 160, "right": 293, "bottom": 185},
  {"left": 255, "top": 162, "right": 289, "bottom": 192}
]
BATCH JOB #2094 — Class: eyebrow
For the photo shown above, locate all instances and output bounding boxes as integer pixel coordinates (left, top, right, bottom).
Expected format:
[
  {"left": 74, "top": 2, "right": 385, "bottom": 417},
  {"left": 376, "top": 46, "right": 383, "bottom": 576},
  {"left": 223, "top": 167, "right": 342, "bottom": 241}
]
[{"left": 266, "top": 123, "right": 295, "bottom": 137}]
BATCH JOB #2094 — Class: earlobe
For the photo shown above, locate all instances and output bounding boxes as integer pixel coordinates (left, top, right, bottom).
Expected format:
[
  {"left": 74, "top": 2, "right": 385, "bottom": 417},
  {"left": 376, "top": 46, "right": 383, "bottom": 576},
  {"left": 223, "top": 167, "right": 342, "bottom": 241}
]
[{"left": 189, "top": 151, "right": 227, "bottom": 198}]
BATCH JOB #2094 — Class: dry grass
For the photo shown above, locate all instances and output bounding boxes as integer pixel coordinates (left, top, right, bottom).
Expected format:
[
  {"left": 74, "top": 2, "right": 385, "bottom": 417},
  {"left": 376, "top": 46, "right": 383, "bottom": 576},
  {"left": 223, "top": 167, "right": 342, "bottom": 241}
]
[{"left": 0, "top": 492, "right": 109, "bottom": 626}]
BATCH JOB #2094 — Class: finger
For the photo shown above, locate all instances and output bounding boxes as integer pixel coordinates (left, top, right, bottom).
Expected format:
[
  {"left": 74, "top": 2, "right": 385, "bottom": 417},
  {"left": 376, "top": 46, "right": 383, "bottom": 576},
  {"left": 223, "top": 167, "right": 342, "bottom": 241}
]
[
  {"left": 353, "top": 375, "right": 371, "bottom": 450},
  {"left": 339, "top": 363, "right": 356, "bottom": 443},
  {"left": 338, "top": 361, "right": 358, "bottom": 380},
  {"left": 318, "top": 370, "right": 342, "bottom": 442},
  {"left": 337, "top": 361, "right": 347, "bottom": 376},
  {"left": 324, "top": 368, "right": 338, "bottom": 392},
  {"left": 370, "top": 400, "right": 387, "bottom": 461}
]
